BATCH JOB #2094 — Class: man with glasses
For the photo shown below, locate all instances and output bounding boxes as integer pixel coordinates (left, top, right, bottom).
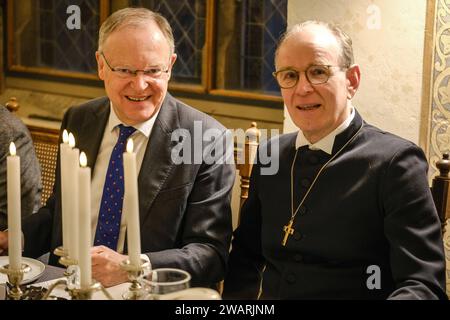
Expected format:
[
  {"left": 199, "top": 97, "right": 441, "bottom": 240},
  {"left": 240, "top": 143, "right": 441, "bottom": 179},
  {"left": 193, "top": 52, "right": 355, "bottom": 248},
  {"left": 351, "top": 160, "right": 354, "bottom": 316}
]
[
  {"left": 0, "top": 7, "right": 234, "bottom": 288},
  {"left": 223, "top": 21, "right": 446, "bottom": 299}
]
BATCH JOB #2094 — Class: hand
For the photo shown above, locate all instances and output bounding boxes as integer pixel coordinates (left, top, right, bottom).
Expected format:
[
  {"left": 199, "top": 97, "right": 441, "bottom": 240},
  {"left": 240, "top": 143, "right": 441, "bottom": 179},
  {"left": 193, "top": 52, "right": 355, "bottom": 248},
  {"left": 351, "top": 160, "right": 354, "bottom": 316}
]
[
  {"left": 91, "top": 245, "right": 128, "bottom": 287},
  {"left": 0, "top": 231, "right": 8, "bottom": 255}
]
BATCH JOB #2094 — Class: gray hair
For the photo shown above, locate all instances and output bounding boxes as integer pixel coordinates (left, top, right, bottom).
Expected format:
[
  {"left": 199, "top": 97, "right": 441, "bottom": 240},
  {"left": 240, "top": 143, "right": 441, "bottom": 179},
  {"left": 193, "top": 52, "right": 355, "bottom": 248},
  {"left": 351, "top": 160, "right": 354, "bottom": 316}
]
[
  {"left": 275, "top": 20, "right": 354, "bottom": 68},
  {"left": 98, "top": 7, "right": 175, "bottom": 54}
]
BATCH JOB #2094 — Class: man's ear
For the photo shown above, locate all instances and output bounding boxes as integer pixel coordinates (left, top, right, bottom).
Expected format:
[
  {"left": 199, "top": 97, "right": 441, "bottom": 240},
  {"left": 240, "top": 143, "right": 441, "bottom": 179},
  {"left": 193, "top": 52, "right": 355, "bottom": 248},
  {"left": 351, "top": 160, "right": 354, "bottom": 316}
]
[
  {"left": 96, "top": 51, "right": 105, "bottom": 80},
  {"left": 167, "top": 53, "right": 177, "bottom": 80},
  {"left": 170, "top": 53, "right": 177, "bottom": 68},
  {"left": 346, "top": 64, "right": 361, "bottom": 99}
]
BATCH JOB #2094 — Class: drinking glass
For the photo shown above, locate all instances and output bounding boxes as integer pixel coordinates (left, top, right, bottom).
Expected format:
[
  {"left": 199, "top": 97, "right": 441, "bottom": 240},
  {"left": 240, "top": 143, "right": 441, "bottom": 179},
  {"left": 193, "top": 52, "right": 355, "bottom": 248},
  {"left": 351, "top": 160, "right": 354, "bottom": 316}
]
[{"left": 143, "top": 268, "right": 191, "bottom": 299}]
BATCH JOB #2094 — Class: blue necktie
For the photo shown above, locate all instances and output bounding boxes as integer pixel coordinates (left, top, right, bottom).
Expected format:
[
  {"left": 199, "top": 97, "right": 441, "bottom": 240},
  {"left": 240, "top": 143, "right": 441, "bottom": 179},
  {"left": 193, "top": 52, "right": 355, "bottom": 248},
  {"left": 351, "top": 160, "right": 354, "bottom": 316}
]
[{"left": 94, "top": 124, "right": 136, "bottom": 250}]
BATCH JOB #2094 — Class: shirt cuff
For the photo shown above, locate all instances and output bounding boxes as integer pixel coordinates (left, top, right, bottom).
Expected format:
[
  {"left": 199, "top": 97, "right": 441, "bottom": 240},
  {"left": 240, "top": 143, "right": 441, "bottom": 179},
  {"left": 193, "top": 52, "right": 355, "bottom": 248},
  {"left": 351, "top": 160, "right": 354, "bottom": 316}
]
[{"left": 140, "top": 253, "right": 151, "bottom": 267}]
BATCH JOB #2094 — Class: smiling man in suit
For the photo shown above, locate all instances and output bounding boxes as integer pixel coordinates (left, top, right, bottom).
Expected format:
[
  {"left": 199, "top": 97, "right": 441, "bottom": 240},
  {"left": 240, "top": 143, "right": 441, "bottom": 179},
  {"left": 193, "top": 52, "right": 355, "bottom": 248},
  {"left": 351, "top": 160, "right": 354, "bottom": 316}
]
[{"left": 0, "top": 7, "right": 234, "bottom": 288}]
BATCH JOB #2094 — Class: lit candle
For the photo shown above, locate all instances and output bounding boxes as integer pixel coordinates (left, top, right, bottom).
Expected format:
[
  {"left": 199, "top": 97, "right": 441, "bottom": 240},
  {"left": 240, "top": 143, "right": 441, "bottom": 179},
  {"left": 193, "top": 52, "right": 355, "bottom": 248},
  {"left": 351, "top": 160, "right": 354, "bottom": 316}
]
[
  {"left": 60, "top": 129, "right": 70, "bottom": 255},
  {"left": 7, "top": 142, "right": 21, "bottom": 270},
  {"left": 123, "top": 138, "right": 141, "bottom": 267},
  {"left": 78, "top": 152, "right": 91, "bottom": 288},
  {"left": 67, "top": 133, "right": 79, "bottom": 262}
]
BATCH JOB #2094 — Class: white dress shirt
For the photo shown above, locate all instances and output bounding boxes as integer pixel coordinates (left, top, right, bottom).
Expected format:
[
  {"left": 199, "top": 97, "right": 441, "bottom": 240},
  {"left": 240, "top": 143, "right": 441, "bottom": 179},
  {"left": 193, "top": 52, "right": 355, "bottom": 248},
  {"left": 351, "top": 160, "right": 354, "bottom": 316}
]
[
  {"left": 295, "top": 107, "right": 355, "bottom": 154},
  {"left": 91, "top": 103, "right": 160, "bottom": 253}
]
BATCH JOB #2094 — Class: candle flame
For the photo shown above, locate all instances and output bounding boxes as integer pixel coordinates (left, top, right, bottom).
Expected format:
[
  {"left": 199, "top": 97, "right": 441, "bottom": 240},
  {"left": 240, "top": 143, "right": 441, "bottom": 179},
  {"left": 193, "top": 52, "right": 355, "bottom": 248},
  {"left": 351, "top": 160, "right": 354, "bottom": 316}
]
[
  {"left": 9, "top": 142, "right": 16, "bottom": 156},
  {"left": 63, "top": 129, "right": 69, "bottom": 144},
  {"left": 126, "top": 138, "right": 134, "bottom": 153},
  {"left": 80, "top": 152, "right": 87, "bottom": 167},
  {"left": 68, "top": 133, "right": 76, "bottom": 148}
]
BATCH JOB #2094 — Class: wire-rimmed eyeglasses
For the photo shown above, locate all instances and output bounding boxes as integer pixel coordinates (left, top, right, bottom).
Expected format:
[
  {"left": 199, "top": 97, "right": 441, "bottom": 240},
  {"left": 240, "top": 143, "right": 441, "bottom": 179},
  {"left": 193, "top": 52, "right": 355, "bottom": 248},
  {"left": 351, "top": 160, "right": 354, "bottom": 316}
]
[
  {"left": 272, "top": 65, "right": 347, "bottom": 89},
  {"left": 100, "top": 52, "right": 170, "bottom": 79}
]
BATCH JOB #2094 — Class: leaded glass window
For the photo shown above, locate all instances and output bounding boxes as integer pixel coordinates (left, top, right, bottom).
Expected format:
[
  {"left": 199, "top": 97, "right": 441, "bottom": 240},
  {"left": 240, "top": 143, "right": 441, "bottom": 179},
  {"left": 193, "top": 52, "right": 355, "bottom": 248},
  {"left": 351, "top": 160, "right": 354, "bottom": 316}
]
[
  {"left": 8, "top": 0, "right": 287, "bottom": 100},
  {"left": 11, "top": 0, "right": 99, "bottom": 76},
  {"left": 112, "top": 0, "right": 206, "bottom": 85},
  {"left": 216, "top": 0, "right": 286, "bottom": 95}
]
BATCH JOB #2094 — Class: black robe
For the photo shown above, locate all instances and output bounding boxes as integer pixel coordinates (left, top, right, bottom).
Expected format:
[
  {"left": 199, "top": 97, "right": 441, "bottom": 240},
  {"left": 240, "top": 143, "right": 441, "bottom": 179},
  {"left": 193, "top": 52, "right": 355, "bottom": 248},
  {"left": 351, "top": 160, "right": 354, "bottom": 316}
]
[{"left": 224, "top": 110, "right": 446, "bottom": 299}]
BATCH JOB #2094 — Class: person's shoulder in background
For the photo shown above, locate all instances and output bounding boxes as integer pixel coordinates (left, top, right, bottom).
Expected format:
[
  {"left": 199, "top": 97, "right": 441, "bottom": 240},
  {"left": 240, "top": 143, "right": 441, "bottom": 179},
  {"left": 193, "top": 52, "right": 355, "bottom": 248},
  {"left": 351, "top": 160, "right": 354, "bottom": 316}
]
[{"left": 0, "top": 105, "right": 42, "bottom": 230}]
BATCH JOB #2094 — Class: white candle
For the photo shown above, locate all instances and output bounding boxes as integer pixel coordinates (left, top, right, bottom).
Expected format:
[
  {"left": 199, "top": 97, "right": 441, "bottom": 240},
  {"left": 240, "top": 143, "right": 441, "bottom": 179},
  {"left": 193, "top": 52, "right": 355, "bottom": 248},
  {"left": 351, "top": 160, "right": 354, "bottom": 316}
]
[
  {"left": 123, "top": 138, "right": 141, "bottom": 267},
  {"left": 7, "top": 142, "right": 21, "bottom": 270},
  {"left": 67, "top": 133, "right": 79, "bottom": 262},
  {"left": 60, "top": 130, "right": 70, "bottom": 255},
  {"left": 78, "top": 152, "right": 92, "bottom": 288}
]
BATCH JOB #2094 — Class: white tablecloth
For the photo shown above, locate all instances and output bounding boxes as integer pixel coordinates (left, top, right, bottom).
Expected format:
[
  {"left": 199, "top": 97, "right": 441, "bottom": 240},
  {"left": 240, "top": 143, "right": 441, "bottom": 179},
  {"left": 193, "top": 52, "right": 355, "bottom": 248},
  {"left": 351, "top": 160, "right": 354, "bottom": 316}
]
[{"left": 36, "top": 278, "right": 131, "bottom": 300}]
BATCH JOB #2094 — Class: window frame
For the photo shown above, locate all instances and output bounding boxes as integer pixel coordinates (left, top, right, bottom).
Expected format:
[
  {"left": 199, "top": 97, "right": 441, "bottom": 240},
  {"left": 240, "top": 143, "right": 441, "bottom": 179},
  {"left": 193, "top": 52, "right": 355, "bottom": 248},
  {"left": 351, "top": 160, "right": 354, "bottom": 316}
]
[{"left": 6, "top": 0, "right": 283, "bottom": 104}]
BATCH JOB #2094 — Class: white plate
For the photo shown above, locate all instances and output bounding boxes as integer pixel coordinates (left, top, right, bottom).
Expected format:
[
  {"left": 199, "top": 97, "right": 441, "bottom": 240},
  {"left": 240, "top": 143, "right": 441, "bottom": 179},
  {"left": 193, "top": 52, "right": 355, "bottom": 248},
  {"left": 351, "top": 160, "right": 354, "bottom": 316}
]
[{"left": 0, "top": 257, "right": 45, "bottom": 285}]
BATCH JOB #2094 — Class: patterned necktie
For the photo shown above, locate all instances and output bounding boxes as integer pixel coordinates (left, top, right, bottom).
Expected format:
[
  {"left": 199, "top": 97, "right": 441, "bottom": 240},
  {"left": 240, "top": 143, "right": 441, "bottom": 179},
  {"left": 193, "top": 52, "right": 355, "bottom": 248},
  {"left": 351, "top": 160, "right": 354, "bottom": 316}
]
[{"left": 94, "top": 124, "right": 136, "bottom": 250}]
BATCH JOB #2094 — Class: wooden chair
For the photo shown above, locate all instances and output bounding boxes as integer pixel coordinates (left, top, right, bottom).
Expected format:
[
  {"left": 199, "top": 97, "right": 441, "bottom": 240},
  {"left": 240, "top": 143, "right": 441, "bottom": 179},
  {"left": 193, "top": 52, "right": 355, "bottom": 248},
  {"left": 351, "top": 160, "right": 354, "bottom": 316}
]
[
  {"left": 214, "top": 122, "right": 261, "bottom": 295},
  {"left": 234, "top": 122, "right": 261, "bottom": 224},
  {"left": 431, "top": 153, "right": 450, "bottom": 233},
  {"left": 430, "top": 153, "right": 450, "bottom": 296},
  {"left": 5, "top": 97, "right": 20, "bottom": 113},
  {"left": 27, "top": 125, "right": 59, "bottom": 206}
]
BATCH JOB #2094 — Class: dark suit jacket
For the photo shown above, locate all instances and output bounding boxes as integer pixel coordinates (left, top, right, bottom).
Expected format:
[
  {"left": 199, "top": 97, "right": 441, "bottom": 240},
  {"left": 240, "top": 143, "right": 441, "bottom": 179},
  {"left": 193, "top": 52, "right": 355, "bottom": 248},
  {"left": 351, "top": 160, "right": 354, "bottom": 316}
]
[
  {"left": 0, "top": 106, "right": 41, "bottom": 230},
  {"left": 22, "top": 94, "right": 235, "bottom": 287},
  {"left": 223, "top": 110, "right": 447, "bottom": 299}
]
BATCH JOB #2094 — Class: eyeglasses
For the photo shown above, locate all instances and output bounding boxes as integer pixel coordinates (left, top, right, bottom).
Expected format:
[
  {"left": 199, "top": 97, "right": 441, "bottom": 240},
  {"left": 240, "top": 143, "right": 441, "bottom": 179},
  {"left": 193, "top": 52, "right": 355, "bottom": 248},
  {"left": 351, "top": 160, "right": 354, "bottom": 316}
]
[
  {"left": 272, "top": 65, "right": 347, "bottom": 89},
  {"left": 101, "top": 52, "right": 170, "bottom": 79}
]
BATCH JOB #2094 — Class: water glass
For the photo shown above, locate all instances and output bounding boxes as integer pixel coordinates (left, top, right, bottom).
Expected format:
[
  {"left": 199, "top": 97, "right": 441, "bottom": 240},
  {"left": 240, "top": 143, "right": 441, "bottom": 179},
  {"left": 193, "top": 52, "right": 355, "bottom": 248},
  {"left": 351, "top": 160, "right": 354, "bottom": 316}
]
[{"left": 143, "top": 268, "right": 191, "bottom": 298}]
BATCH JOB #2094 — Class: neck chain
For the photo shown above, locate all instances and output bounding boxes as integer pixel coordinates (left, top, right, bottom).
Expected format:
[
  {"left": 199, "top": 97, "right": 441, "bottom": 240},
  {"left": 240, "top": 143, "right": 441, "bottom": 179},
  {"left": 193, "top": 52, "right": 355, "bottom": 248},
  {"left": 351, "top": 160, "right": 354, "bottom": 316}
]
[{"left": 282, "top": 123, "right": 364, "bottom": 246}]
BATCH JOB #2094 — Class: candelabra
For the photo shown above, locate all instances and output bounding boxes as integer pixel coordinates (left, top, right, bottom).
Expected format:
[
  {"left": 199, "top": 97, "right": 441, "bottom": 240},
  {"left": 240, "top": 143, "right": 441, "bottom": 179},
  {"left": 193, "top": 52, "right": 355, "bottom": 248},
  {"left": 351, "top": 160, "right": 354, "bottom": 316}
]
[
  {"left": 0, "top": 263, "right": 31, "bottom": 300},
  {"left": 42, "top": 276, "right": 113, "bottom": 300},
  {"left": 120, "top": 259, "right": 151, "bottom": 300},
  {"left": 44, "top": 246, "right": 112, "bottom": 300}
]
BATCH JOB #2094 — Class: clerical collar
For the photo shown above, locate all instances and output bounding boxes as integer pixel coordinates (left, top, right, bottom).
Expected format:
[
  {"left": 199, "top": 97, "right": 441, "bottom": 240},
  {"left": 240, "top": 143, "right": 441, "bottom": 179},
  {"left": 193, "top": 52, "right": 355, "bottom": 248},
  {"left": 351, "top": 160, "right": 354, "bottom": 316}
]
[
  {"left": 295, "top": 107, "right": 355, "bottom": 155},
  {"left": 108, "top": 101, "right": 161, "bottom": 138}
]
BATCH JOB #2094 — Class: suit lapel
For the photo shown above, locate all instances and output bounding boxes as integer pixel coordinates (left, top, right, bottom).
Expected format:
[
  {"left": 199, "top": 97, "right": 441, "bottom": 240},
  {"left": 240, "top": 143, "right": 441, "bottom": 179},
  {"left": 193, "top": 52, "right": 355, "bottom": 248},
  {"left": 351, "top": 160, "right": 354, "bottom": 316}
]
[
  {"left": 77, "top": 98, "right": 110, "bottom": 170},
  {"left": 138, "top": 94, "right": 179, "bottom": 225}
]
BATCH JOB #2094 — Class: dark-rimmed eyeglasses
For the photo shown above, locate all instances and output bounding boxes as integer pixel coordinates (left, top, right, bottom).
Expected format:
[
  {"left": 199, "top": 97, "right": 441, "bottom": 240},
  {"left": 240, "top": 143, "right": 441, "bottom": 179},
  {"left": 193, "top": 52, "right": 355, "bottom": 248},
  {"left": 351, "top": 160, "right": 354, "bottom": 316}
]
[
  {"left": 272, "top": 65, "right": 347, "bottom": 88},
  {"left": 101, "top": 52, "right": 170, "bottom": 79}
]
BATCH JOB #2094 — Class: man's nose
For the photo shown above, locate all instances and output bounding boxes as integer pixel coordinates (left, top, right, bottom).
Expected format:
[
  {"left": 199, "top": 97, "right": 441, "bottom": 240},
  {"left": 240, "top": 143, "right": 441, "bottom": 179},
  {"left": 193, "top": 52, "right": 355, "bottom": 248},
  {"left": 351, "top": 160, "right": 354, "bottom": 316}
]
[
  {"left": 293, "top": 72, "right": 314, "bottom": 95},
  {"left": 130, "top": 73, "right": 150, "bottom": 90}
]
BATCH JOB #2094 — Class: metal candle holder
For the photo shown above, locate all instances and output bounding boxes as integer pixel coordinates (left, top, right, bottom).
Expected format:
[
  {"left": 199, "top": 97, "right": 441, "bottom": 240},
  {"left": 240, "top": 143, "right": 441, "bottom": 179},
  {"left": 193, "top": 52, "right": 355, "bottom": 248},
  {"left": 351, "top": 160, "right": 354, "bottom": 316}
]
[
  {"left": 0, "top": 263, "right": 31, "bottom": 300},
  {"left": 53, "top": 246, "right": 67, "bottom": 258},
  {"left": 42, "top": 277, "right": 113, "bottom": 300},
  {"left": 38, "top": 249, "right": 111, "bottom": 300},
  {"left": 120, "top": 259, "right": 151, "bottom": 300},
  {"left": 53, "top": 246, "right": 78, "bottom": 277}
]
